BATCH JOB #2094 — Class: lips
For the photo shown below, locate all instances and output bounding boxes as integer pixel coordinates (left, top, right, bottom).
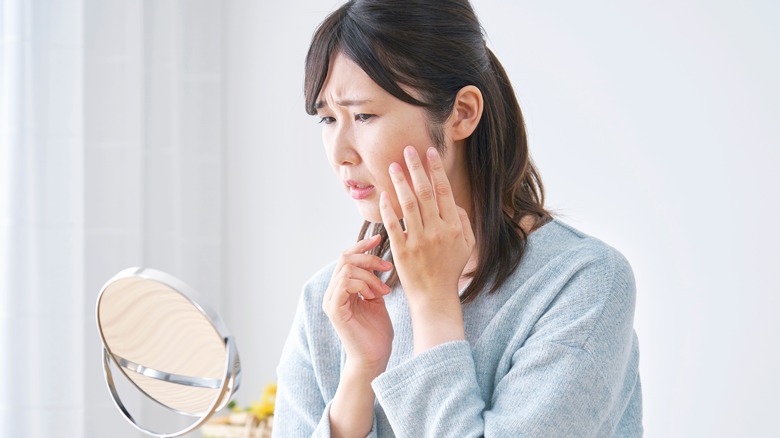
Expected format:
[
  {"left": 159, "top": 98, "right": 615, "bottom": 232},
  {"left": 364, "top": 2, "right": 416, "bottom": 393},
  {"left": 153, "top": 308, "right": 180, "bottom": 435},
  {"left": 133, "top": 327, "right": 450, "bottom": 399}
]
[{"left": 345, "top": 179, "right": 375, "bottom": 200}]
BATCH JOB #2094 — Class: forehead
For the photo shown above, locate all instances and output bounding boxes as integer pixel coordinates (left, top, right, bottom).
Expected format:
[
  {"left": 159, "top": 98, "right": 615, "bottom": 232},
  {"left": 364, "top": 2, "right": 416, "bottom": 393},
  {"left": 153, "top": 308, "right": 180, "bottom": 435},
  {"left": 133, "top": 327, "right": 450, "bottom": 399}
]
[{"left": 317, "top": 53, "right": 385, "bottom": 105}]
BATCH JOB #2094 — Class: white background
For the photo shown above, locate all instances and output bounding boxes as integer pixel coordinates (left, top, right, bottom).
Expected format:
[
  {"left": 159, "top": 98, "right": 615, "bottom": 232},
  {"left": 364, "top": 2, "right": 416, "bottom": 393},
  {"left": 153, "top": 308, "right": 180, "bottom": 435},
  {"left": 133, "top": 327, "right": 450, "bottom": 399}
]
[{"left": 1, "top": 0, "right": 778, "bottom": 436}]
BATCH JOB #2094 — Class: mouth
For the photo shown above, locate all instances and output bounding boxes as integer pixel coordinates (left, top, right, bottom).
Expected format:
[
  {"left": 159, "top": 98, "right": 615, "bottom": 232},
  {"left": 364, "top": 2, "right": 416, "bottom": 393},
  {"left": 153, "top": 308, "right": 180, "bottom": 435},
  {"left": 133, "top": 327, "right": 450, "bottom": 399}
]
[{"left": 345, "top": 179, "right": 375, "bottom": 200}]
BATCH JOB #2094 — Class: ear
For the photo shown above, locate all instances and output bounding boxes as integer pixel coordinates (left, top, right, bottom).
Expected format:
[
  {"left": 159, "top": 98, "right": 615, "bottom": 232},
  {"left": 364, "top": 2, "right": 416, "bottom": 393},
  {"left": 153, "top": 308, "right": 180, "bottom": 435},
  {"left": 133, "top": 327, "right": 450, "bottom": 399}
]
[{"left": 446, "top": 85, "right": 484, "bottom": 141}]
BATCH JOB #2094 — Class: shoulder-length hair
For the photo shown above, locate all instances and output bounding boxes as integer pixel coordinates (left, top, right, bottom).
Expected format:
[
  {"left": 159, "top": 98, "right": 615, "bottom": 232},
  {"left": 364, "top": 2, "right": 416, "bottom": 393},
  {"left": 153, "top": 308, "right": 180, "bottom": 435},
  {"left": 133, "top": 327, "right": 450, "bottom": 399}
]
[{"left": 304, "top": 0, "right": 551, "bottom": 303}]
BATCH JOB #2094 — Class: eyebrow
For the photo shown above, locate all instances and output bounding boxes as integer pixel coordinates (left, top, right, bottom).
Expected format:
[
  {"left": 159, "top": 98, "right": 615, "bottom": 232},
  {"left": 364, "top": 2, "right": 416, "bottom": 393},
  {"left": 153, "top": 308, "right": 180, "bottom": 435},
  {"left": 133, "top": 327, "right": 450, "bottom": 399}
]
[{"left": 314, "top": 99, "right": 372, "bottom": 110}]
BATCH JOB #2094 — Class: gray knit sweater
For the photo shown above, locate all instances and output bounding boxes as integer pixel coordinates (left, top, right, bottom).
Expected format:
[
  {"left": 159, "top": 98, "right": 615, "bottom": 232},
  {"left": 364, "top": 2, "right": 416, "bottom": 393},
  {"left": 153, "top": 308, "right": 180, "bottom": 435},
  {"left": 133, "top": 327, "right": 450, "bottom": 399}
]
[{"left": 274, "top": 219, "right": 642, "bottom": 437}]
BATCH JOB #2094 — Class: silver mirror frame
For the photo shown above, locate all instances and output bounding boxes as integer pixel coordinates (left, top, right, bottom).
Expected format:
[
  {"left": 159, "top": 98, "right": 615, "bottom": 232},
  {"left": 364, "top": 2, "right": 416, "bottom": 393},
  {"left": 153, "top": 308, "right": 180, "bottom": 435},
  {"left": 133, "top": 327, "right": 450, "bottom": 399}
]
[{"left": 96, "top": 267, "right": 241, "bottom": 437}]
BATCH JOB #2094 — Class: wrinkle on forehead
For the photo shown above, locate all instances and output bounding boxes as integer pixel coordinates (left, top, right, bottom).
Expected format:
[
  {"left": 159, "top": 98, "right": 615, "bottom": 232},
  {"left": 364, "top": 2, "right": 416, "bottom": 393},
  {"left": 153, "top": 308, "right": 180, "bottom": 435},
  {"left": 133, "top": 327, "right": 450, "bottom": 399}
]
[
  {"left": 315, "top": 98, "right": 374, "bottom": 110},
  {"left": 316, "top": 53, "right": 384, "bottom": 110}
]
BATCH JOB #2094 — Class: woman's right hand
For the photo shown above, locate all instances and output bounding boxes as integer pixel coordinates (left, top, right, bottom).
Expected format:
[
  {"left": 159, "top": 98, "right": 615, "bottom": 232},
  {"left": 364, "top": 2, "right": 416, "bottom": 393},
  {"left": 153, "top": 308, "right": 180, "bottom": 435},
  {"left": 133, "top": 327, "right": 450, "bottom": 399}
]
[
  {"left": 323, "top": 234, "right": 394, "bottom": 375},
  {"left": 324, "top": 235, "right": 394, "bottom": 437}
]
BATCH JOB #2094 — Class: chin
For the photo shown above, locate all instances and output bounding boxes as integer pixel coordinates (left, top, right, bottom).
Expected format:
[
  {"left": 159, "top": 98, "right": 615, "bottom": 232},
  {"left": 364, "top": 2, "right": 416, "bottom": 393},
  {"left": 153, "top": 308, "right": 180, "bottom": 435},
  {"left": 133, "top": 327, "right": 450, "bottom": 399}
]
[
  {"left": 356, "top": 204, "right": 382, "bottom": 224},
  {"left": 356, "top": 202, "right": 405, "bottom": 227}
]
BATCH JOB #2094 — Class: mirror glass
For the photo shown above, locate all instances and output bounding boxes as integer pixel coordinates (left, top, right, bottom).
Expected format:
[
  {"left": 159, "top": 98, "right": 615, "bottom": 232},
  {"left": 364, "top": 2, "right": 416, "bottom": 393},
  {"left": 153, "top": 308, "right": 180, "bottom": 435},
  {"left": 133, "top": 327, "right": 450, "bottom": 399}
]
[{"left": 96, "top": 267, "right": 241, "bottom": 437}]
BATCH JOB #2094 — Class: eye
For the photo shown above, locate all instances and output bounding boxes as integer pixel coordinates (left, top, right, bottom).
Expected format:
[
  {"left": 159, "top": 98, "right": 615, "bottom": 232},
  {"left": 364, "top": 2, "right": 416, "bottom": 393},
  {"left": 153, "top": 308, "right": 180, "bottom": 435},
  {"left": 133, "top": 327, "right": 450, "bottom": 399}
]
[
  {"left": 354, "top": 113, "right": 375, "bottom": 123},
  {"left": 318, "top": 116, "right": 336, "bottom": 125}
]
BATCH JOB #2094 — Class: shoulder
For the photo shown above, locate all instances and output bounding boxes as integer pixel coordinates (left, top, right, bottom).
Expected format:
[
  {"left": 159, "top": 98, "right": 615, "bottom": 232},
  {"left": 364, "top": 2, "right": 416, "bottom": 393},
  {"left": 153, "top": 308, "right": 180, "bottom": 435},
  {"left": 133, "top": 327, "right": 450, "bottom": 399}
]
[
  {"left": 519, "top": 219, "right": 636, "bottom": 348},
  {"left": 528, "top": 219, "right": 634, "bottom": 292},
  {"left": 559, "top": 220, "right": 635, "bottom": 301}
]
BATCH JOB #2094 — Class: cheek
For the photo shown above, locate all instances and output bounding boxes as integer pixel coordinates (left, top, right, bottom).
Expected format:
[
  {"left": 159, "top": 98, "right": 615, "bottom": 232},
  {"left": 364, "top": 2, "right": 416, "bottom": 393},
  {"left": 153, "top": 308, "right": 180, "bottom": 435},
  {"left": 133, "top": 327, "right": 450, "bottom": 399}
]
[
  {"left": 365, "top": 149, "right": 403, "bottom": 187},
  {"left": 354, "top": 131, "right": 394, "bottom": 174}
]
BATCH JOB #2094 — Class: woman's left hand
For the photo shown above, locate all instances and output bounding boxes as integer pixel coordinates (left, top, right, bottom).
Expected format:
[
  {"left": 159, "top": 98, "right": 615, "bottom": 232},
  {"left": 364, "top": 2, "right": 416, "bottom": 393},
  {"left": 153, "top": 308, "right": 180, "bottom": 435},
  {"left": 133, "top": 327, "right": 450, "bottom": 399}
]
[{"left": 379, "top": 145, "right": 475, "bottom": 352}]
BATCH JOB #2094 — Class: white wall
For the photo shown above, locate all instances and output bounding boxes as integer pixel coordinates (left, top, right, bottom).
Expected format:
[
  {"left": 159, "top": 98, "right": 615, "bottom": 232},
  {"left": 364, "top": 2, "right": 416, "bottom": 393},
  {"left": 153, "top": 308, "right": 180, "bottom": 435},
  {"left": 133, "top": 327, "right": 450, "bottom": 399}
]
[
  {"left": 223, "top": 0, "right": 346, "bottom": 400},
  {"left": 224, "top": 1, "right": 780, "bottom": 437}
]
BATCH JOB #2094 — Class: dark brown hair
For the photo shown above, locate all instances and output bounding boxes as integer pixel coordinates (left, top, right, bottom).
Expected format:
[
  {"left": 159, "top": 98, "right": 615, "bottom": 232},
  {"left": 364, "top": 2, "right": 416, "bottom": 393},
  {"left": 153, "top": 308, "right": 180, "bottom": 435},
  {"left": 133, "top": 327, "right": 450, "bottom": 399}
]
[{"left": 305, "top": 0, "right": 551, "bottom": 303}]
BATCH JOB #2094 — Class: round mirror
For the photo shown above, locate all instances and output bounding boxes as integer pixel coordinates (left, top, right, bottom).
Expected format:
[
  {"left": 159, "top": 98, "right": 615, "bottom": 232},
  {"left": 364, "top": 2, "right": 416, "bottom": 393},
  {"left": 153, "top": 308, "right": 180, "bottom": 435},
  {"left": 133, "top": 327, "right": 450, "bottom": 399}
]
[{"left": 96, "top": 267, "right": 241, "bottom": 437}]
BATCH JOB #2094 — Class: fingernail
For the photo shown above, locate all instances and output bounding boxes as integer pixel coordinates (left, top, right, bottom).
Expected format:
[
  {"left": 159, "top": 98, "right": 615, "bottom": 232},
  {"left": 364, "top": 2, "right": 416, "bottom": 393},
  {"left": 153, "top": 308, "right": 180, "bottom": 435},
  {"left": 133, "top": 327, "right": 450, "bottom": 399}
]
[
  {"left": 427, "top": 147, "right": 438, "bottom": 159},
  {"left": 389, "top": 162, "right": 402, "bottom": 174},
  {"left": 381, "top": 259, "right": 392, "bottom": 268},
  {"left": 404, "top": 146, "right": 416, "bottom": 157},
  {"left": 383, "top": 283, "right": 391, "bottom": 293},
  {"left": 380, "top": 191, "right": 388, "bottom": 201}
]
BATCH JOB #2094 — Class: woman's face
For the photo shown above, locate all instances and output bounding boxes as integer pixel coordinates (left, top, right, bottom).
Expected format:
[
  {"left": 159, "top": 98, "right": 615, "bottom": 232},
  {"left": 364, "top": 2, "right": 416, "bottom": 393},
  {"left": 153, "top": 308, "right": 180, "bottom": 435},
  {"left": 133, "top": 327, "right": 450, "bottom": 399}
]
[{"left": 316, "top": 53, "right": 467, "bottom": 223}]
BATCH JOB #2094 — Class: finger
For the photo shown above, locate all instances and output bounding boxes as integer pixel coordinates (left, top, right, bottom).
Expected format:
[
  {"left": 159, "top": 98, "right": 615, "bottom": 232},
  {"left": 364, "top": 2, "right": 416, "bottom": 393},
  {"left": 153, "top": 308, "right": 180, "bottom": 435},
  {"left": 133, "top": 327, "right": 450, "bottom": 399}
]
[
  {"left": 350, "top": 233, "right": 383, "bottom": 255},
  {"left": 337, "top": 235, "right": 382, "bottom": 273},
  {"left": 340, "top": 253, "right": 394, "bottom": 274},
  {"left": 324, "top": 276, "right": 371, "bottom": 316},
  {"left": 456, "top": 206, "right": 475, "bottom": 249},
  {"left": 325, "top": 236, "right": 387, "bottom": 303},
  {"left": 379, "top": 191, "right": 406, "bottom": 252},
  {"left": 388, "top": 161, "right": 423, "bottom": 233},
  {"left": 403, "top": 146, "right": 437, "bottom": 225},
  {"left": 325, "top": 257, "right": 390, "bottom": 304},
  {"left": 330, "top": 233, "right": 381, "bottom": 283},
  {"left": 330, "top": 234, "right": 382, "bottom": 280},
  {"left": 331, "top": 277, "right": 374, "bottom": 308},
  {"left": 335, "top": 263, "right": 391, "bottom": 300},
  {"left": 426, "top": 147, "right": 459, "bottom": 222}
]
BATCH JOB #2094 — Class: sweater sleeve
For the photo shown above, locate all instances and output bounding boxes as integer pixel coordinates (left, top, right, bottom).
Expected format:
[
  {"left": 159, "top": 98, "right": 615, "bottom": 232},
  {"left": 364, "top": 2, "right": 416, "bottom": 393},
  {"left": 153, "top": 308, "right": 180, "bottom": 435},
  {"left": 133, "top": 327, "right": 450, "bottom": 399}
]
[{"left": 371, "top": 246, "right": 641, "bottom": 437}]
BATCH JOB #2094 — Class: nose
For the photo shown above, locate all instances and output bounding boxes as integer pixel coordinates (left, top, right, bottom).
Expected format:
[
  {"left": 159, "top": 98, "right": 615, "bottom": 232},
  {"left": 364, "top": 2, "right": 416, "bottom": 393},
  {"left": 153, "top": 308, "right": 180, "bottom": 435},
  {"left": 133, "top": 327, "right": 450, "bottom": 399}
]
[{"left": 328, "top": 122, "right": 360, "bottom": 166}]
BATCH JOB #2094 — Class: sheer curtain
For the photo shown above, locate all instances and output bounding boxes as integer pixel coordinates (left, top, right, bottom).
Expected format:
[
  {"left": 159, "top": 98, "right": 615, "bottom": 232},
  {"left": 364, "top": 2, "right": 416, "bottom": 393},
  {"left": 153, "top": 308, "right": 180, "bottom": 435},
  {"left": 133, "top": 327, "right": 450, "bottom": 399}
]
[
  {"left": 0, "top": 0, "right": 225, "bottom": 436},
  {"left": 1, "top": 0, "right": 87, "bottom": 435}
]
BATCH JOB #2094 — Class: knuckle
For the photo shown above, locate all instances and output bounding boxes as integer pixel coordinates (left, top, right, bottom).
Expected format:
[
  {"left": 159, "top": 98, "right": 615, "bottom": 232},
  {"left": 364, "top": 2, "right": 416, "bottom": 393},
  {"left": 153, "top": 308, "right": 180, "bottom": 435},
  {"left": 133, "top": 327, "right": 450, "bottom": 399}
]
[
  {"left": 371, "top": 256, "right": 386, "bottom": 269},
  {"left": 416, "top": 185, "right": 434, "bottom": 201},
  {"left": 434, "top": 182, "right": 451, "bottom": 196},
  {"left": 386, "top": 220, "right": 401, "bottom": 234},
  {"left": 401, "top": 199, "right": 417, "bottom": 212}
]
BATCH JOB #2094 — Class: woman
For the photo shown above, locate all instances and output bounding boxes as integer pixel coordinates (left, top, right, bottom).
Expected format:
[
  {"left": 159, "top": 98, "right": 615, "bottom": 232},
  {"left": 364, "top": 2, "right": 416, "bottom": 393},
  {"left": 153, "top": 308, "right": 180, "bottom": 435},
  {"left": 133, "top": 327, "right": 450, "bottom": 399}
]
[{"left": 274, "top": 1, "right": 642, "bottom": 437}]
